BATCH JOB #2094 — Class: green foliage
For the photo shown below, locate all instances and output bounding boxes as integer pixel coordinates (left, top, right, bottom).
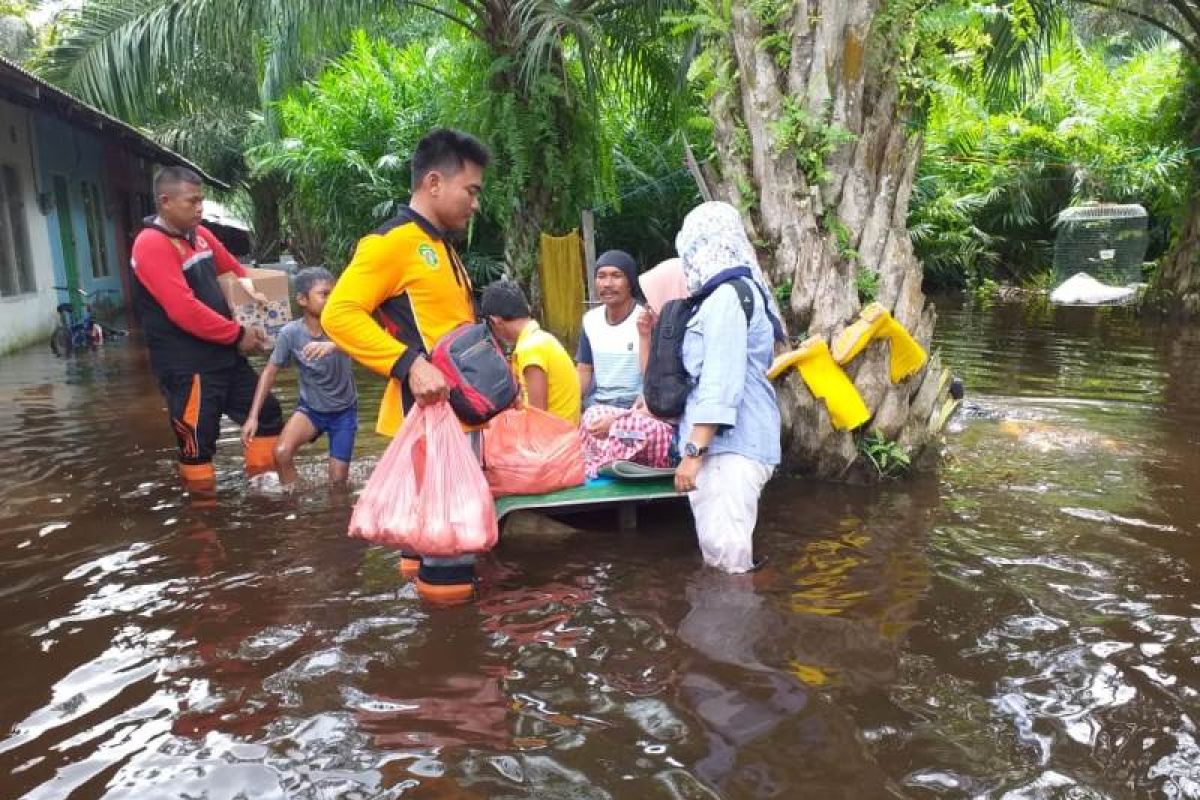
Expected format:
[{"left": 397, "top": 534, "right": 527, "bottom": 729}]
[
  {"left": 252, "top": 34, "right": 461, "bottom": 267},
  {"left": 773, "top": 277, "right": 793, "bottom": 306},
  {"left": 770, "top": 98, "right": 856, "bottom": 187},
  {"left": 971, "top": 277, "right": 999, "bottom": 305},
  {"left": 855, "top": 269, "right": 880, "bottom": 303},
  {"left": 252, "top": 31, "right": 613, "bottom": 277},
  {"left": 748, "top": 0, "right": 792, "bottom": 69},
  {"left": 595, "top": 126, "right": 701, "bottom": 270},
  {"left": 872, "top": 0, "right": 994, "bottom": 115},
  {"left": 858, "top": 429, "right": 911, "bottom": 478},
  {"left": 823, "top": 212, "right": 859, "bottom": 261},
  {"left": 911, "top": 33, "right": 1189, "bottom": 289},
  {"left": 36, "top": 0, "right": 686, "bottom": 279}
]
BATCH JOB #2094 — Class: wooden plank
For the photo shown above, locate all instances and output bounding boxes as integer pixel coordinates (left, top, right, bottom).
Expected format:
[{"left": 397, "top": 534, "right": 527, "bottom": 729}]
[
  {"left": 581, "top": 209, "right": 597, "bottom": 303},
  {"left": 683, "top": 136, "right": 714, "bottom": 202}
]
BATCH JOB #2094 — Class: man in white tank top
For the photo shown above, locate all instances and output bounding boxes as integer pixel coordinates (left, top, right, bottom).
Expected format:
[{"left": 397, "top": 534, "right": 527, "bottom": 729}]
[
  {"left": 575, "top": 250, "right": 675, "bottom": 476},
  {"left": 575, "top": 249, "right": 647, "bottom": 409}
]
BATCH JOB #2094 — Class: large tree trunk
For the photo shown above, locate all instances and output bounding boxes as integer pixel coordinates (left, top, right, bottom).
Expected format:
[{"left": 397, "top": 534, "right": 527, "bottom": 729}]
[
  {"left": 1152, "top": 64, "right": 1200, "bottom": 314},
  {"left": 246, "top": 175, "right": 283, "bottom": 263},
  {"left": 706, "top": 0, "right": 951, "bottom": 479},
  {"left": 504, "top": 182, "right": 552, "bottom": 313},
  {"left": 1157, "top": 199, "right": 1200, "bottom": 315}
]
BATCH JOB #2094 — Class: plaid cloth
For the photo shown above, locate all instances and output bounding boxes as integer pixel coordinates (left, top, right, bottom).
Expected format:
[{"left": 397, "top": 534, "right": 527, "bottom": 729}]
[{"left": 582, "top": 404, "right": 676, "bottom": 479}]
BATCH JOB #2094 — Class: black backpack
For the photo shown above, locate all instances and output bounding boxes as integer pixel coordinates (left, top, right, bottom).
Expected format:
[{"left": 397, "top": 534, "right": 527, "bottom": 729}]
[{"left": 643, "top": 278, "right": 755, "bottom": 419}]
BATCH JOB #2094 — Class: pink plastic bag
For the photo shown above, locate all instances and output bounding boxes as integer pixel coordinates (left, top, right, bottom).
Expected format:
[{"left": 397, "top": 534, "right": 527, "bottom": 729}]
[
  {"left": 483, "top": 407, "right": 585, "bottom": 497},
  {"left": 349, "top": 402, "right": 497, "bottom": 556}
]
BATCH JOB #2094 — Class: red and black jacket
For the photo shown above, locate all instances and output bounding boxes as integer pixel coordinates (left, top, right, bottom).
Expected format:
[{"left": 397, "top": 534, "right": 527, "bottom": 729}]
[{"left": 130, "top": 218, "right": 247, "bottom": 375}]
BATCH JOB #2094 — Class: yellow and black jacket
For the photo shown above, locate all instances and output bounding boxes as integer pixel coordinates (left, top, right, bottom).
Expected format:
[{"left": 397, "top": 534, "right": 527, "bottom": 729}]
[{"left": 322, "top": 206, "right": 475, "bottom": 436}]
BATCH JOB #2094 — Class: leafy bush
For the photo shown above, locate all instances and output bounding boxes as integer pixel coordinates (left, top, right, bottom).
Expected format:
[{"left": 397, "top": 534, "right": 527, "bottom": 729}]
[
  {"left": 857, "top": 430, "right": 911, "bottom": 478},
  {"left": 252, "top": 33, "right": 469, "bottom": 268},
  {"left": 912, "top": 35, "right": 1188, "bottom": 290}
]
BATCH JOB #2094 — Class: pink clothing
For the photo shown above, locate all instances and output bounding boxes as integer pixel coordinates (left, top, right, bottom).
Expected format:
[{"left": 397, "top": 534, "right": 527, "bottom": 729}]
[
  {"left": 581, "top": 404, "right": 675, "bottom": 478},
  {"left": 638, "top": 258, "right": 689, "bottom": 312}
]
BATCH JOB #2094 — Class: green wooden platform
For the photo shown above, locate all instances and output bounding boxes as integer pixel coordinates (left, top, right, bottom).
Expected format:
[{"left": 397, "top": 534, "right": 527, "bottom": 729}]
[{"left": 495, "top": 476, "right": 680, "bottom": 528}]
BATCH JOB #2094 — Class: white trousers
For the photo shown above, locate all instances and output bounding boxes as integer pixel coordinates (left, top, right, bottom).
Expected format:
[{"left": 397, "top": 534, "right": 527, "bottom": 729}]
[{"left": 687, "top": 452, "right": 774, "bottom": 573}]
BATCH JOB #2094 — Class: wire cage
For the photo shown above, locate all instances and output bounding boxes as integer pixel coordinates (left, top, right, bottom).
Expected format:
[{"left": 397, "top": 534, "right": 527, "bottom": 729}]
[{"left": 1053, "top": 203, "right": 1149, "bottom": 285}]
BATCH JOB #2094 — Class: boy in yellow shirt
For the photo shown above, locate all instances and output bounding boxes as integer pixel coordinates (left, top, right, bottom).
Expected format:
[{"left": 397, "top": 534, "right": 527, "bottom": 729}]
[{"left": 480, "top": 281, "right": 580, "bottom": 424}]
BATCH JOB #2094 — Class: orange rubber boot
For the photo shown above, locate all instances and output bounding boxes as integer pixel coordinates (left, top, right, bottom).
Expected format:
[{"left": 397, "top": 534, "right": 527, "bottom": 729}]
[
  {"left": 398, "top": 556, "right": 422, "bottom": 578},
  {"left": 415, "top": 578, "right": 476, "bottom": 606},
  {"left": 179, "top": 462, "right": 216, "bottom": 493},
  {"left": 244, "top": 435, "right": 278, "bottom": 476}
]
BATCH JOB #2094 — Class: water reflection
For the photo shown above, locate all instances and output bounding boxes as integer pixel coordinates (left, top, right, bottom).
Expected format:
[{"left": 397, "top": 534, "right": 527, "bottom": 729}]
[{"left": 3, "top": 306, "right": 1200, "bottom": 797}]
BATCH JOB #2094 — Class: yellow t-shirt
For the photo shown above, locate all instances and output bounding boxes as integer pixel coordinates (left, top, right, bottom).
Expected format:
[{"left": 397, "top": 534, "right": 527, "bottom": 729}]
[
  {"left": 514, "top": 321, "right": 581, "bottom": 425},
  {"left": 322, "top": 208, "right": 475, "bottom": 437}
]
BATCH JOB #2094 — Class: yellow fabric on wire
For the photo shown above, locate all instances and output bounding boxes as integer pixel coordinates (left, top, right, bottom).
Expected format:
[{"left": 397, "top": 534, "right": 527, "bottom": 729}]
[{"left": 538, "top": 230, "right": 585, "bottom": 345}]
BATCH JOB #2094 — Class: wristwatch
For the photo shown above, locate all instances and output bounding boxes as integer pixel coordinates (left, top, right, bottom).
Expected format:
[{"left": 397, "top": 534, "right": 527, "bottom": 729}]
[{"left": 683, "top": 442, "right": 708, "bottom": 459}]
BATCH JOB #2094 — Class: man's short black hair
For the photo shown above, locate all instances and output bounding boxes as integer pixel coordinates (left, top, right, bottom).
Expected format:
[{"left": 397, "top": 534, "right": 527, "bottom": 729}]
[
  {"left": 411, "top": 128, "right": 491, "bottom": 191},
  {"left": 480, "top": 279, "right": 530, "bottom": 321},
  {"left": 154, "top": 165, "right": 203, "bottom": 197}
]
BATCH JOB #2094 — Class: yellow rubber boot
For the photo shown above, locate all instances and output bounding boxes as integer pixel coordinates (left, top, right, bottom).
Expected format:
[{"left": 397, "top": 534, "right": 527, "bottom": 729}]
[
  {"left": 768, "top": 338, "right": 813, "bottom": 380},
  {"left": 244, "top": 435, "right": 278, "bottom": 476},
  {"left": 831, "top": 303, "right": 928, "bottom": 382},
  {"left": 773, "top": 336, "right": 870, "bottom": 431},
  {"left": 884, "top": 326, "right": 928, "bottom": 383},
  {"left": 831, "top": 302, "right": 890, "bottom": 364}
]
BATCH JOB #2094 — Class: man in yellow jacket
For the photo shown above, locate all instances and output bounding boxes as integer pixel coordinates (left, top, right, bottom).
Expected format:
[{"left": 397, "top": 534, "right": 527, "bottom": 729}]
[{"left": 322, "top": 128, "right": 489, "bottom": 605}]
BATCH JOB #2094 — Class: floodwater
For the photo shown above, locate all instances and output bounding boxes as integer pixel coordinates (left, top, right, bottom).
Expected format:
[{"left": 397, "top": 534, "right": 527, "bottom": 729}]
[{"left": 1, "top": 300, "right": 1198, "bottom": 799}]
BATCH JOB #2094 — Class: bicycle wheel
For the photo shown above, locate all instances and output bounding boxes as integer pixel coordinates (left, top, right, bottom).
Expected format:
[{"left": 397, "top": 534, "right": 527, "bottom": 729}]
[{"left": 50, "top": 324, "right": 70, "bottom": 356}]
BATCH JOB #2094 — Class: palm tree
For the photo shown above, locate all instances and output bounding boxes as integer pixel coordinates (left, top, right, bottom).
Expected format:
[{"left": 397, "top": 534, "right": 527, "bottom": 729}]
[
  {"left": 982, "top": 0, "right": 1200, "bottom": 311},
  {"left": 34, "top": 0, "right": 681, "bottom": 282},
  {"left": 675, "top": 0, "right": 991, "bottom": 477},
  {"left": 33, "top": 0, "right": 402, "bottom": 260}
]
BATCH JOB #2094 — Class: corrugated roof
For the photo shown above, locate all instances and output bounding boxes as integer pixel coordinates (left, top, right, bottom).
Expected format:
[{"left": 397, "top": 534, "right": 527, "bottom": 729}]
[{"left": 0, "top": 55, "right": 229, "bottom": 190}]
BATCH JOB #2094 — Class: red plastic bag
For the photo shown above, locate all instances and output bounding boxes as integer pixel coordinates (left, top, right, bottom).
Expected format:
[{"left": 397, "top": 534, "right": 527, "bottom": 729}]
[
  {"left": 483, "top": 407, "right": 585, "bottom": 497},
  {"left": 349, "top": 402, "right": 497, "bottom": 556}
]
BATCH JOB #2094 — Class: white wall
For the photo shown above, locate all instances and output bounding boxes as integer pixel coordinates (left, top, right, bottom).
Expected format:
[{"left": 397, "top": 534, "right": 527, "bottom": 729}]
[{"left": 0, "top": 98, "right": 58, "bottom": 356}]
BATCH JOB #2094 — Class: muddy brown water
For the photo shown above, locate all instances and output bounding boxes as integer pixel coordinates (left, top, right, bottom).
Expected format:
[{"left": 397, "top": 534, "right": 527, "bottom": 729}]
[{"left": 1, "top": 300, "right": 1199, "bottom": 799}]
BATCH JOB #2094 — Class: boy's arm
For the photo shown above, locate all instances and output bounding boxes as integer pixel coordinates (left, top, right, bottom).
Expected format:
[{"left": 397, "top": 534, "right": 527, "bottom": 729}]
[
  {"left": 241, "top": 362, "right": 281, "bottom": 446},
  {"left": 523, "top": 365, "right": 550, "bottom": 412}
]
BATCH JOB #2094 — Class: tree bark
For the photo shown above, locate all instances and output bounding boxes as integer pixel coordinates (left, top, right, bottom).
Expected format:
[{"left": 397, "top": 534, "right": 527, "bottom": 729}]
[
  {"left": 1157, "top": 197, "right": 1200, "bottom": 314},
  {"left": 246, "top": 175, "right": 283, "bottom": 263},
  {"left": 1154, "top": 64, "right": 1200, "bottom": 314},
  {"left": 707, "top": 0, "right": 952, "bottom": 479},
  {"left": 504, "top": 182, "right": 552, "bottom": 314}
]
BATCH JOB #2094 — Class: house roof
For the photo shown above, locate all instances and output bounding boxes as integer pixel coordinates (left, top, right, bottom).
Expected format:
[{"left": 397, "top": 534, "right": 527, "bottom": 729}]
[{"left": 0, "top": 55, "right": 229, "bottom": 190}]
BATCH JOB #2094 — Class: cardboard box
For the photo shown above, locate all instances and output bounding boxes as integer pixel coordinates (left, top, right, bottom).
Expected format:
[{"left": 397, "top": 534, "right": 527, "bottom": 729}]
[{"left": 217, "top": 267, "right": 292, "bottom": 344}]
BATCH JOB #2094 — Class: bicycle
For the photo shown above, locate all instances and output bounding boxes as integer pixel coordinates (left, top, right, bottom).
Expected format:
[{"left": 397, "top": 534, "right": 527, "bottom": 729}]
[{"left": 49, "top": 286, "right": 128, "bottom": 356}]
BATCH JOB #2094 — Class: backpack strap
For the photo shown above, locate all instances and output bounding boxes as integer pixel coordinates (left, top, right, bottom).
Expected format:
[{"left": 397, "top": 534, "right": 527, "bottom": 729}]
[
  {"left": 731, "top": 279, "right": 755, "bottom": 325},
  {"left": 695, "top": 277, "right": 755, "bottom": 323}
]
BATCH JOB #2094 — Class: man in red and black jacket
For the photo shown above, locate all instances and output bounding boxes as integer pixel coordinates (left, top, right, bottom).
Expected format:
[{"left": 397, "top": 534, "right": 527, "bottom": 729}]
[{"left": 131, "top": 166, "right": 283, "bottom": 489}]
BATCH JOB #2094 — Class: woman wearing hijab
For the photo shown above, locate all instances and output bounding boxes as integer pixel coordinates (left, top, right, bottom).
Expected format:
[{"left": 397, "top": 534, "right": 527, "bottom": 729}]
[{"left": 673, "top": 201, "right": 786, "bottom": 573}]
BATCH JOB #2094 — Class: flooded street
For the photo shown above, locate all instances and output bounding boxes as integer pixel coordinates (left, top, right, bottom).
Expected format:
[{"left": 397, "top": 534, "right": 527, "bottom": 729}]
[{"left": 2, "top": 300, "right": 1199, "bottom": 799}]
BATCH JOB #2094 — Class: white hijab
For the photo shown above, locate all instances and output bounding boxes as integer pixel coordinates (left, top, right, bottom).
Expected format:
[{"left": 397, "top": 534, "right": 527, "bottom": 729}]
[{"left": 675, "top": 201, "right": 786, "bottom": 332}]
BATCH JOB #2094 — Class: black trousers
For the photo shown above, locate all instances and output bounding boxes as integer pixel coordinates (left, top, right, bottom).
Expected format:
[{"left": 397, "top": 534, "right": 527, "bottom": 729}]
[{"left": 157, "top": 359, "right": 284, "bottom": 465}]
